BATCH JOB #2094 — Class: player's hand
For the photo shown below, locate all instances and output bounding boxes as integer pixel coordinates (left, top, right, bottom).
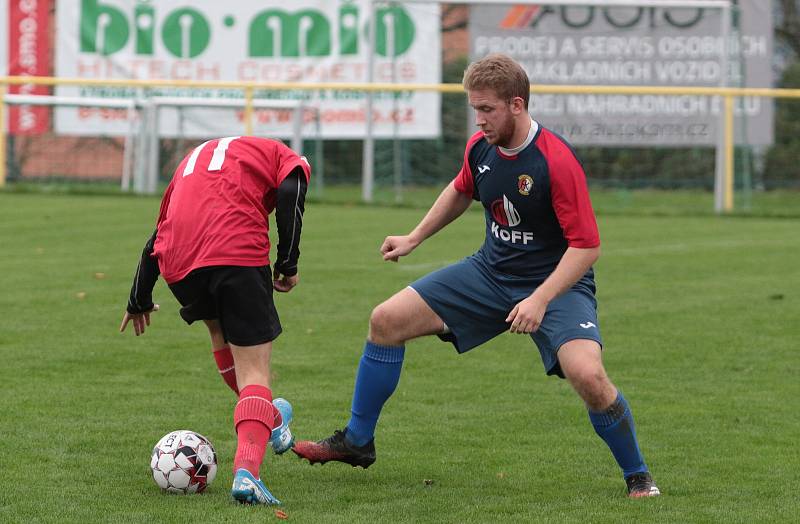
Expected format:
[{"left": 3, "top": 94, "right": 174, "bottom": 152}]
[
  {"left": 381, "top": 235, "right": 419, "bottom": 262},
  {"left": 119, "top": 304, "right": 159, "bottom": 336},
  {"left": 273, "top": 271, "right": 299, "bottom": 293},
  {"left": 505, "top": 295, "right": 546, "bottom": 334}
]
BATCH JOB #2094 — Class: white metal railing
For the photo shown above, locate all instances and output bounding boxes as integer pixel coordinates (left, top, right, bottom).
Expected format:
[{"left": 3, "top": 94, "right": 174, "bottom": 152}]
[
  {"left": 4, "top": 94, "right": 137, "bottom": 190},
  {"left": 1, "top": 94, "right": 322, "bottom": 194}
]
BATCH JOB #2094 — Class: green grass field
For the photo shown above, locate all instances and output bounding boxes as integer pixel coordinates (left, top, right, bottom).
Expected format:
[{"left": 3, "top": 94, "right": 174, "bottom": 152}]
[{"left": 1, "top": 192, "right": 798, "bottom": 523}]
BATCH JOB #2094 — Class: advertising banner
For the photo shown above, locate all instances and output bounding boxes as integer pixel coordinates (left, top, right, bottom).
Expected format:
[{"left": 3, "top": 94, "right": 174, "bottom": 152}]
[
  {"left": 470, "top": 2, "right": 772, "bottom": 146},
  {"left": 0, "top": 0, "right": 7, "bottom": 75},
  {"left": 8, "top": 0, "right": 51, "bottom": 134},
  {"left": 54, "top": 0, "right": 441, "bottom": 139}
]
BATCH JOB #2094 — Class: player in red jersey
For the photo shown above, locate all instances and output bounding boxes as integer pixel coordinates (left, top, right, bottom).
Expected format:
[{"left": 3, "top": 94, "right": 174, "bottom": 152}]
[
  {"left": 120, "top": 136, "right": 310, "bottom": 505},
  {"left": 292, "top": 55, "right": 659, "bottom": 498}
]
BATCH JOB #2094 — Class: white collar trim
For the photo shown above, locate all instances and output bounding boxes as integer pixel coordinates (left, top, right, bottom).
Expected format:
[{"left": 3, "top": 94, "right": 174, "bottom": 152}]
[{"left": 498, "top": 118, "right": 538, "bottom": 156}]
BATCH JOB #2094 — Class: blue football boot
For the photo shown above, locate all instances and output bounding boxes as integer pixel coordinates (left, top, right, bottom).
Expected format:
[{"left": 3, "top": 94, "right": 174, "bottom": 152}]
[
  {"left": 231, "top": 468, "right": 281, "bottom": 505},
  {"left": 269, "top": 398, "right": 294, "bottom": 455}
]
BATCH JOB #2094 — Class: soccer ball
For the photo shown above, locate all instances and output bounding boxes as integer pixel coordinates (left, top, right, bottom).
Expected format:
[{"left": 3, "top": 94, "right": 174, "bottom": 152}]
[{"left": 150, "top": 430, "right": 217, "bottom": 494}]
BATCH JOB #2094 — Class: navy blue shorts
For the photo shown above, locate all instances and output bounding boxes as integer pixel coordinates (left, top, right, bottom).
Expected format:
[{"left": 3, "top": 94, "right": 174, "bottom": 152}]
[{"left": 409, "top": 255, "right": 602, "bottom": 378}]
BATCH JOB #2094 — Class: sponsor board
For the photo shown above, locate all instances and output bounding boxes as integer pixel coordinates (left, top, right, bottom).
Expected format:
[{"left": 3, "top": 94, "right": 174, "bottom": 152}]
[
  {"left": 471, "top": 2, "right": 772, "bottom": 146},
  {"left": 0, "top": 0, "right": 7, "bottom": 75},
  {"left": 55, "top": 0, "right": 441, "bottom": 139},
  {"left": 7, "top": 0, "right": 51, "bottom": 134}
]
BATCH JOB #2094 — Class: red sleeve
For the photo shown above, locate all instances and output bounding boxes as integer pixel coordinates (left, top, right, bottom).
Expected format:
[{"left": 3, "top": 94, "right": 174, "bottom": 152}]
[
  {"left": 453, "top": 131, "right": 484, "bottom": 197},
  {"left": 539, "top": 130, "right": 600, "bottom": 248},
  {"left": 275, "top": 141, "right": 311, "bottom": 186}
]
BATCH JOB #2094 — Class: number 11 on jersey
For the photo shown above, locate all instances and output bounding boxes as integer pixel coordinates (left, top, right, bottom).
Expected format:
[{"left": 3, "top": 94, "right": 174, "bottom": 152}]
[{"left": 182, "top": 136, "right": 241, "bottom": 177}]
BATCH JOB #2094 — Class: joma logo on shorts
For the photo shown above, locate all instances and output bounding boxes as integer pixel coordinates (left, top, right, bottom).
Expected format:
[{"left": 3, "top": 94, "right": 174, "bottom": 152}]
[{"left": 491, "top": 221, "right": 534, "bottom": 244}]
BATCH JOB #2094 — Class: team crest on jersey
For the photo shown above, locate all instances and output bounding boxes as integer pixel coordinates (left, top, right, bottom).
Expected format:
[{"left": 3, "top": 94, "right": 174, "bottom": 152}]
[{"left": 518, "top": 174, "right": 533, "bottom": 195}]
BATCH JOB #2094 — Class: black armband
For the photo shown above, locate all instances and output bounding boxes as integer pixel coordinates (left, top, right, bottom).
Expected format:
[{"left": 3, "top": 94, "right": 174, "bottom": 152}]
[
  {"left": 127, "top": 230, "right": 161, "bottom": 314},
  {"left": 274, "top": 168, "right": 308, "bottom": 277}
]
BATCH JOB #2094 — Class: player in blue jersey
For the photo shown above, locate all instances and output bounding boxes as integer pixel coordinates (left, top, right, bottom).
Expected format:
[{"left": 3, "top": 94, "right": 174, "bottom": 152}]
[{"left": 293, "top": 54, "right": 659, "bottom": 498}]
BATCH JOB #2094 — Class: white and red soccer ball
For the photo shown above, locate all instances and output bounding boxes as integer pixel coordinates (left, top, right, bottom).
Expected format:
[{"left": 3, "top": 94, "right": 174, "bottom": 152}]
[{"left": 150, "top": 430, "right": 217, "bottom": 494}]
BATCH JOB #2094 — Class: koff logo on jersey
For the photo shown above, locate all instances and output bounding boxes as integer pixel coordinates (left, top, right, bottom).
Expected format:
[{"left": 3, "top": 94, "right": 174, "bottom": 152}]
[
  {"left": 491, "top": 195, "right": 521, "bottom": 227},
  {"left": 489, "top": 195, "right": 535, "bottom": 245}
]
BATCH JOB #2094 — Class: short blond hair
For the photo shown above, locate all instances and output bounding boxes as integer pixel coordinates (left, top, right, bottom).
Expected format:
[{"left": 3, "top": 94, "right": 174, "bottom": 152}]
[{"left": 462, "top": 53, "right": 530, "bottom": 109}]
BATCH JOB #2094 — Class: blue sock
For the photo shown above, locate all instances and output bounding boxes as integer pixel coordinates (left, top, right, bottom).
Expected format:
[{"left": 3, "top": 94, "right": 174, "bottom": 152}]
[
  {"left": 345, "top": 341, "right": 406, "bottom": 447},
  {"left": 588, "top": 391, "right": 648, "bottom": 478}
]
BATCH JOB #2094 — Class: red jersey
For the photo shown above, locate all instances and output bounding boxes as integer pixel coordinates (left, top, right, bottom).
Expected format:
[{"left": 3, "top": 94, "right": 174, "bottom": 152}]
[{"left": 152, "top": 136, "right": 311, "bottom": 284}]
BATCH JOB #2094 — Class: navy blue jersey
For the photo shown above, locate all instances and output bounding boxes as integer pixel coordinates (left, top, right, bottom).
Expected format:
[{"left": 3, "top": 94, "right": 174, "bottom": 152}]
[{"left": 454, "top": 122, "right": 599, "bottom": 280}]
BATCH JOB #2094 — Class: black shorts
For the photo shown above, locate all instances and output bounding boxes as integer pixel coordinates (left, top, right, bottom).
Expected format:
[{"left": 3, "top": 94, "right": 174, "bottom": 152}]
[{"left": 168, "top": 265, "right": 282, "bottom": 346}]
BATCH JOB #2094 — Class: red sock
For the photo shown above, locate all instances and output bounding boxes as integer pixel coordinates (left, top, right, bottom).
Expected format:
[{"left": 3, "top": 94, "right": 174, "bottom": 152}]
[
  {"left": 213, "top": 346, "right": 239, "bottom": 395},
  {"left": 233, "top": 385, "right": 276, "bottom": 478}
]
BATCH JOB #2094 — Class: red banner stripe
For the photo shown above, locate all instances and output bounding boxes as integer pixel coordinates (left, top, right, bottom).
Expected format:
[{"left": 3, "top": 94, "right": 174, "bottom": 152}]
[{"left": 9, "top": 0, "right": 51, "bottom": 134}]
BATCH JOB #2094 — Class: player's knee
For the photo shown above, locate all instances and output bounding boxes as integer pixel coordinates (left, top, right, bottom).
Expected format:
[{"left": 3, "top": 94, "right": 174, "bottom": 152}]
[
  {"left": 204, "top": 319, "right": 222, "bottom": 334},
  {"left": 369, "top": 303, "right": 400, "bottom": 343},
  {"left": 583, "top": 370, "right": 609, "bottom": 391},
  {"left": 570, "top": 368, "right": 612, "bottom": 407}
]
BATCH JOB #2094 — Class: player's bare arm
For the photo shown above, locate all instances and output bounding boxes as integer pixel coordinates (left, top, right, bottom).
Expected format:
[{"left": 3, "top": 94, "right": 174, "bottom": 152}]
[
  {"left": 121, "top": 230, "right": 162, "bottom": 335},
  {"left": 273, "top": 168, "right": 308, "bottom": 293},
  {"left": 506, "top": 246, "right": 600, "bottom": 334},
  {"left": 381, "top": 181, "right": 472, "bottom": 262}
]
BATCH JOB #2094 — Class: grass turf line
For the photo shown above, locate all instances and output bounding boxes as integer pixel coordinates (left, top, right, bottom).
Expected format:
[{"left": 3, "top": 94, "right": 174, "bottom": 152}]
[{"left": 0, "top": 193, "right": 798, "bottom": 523}]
